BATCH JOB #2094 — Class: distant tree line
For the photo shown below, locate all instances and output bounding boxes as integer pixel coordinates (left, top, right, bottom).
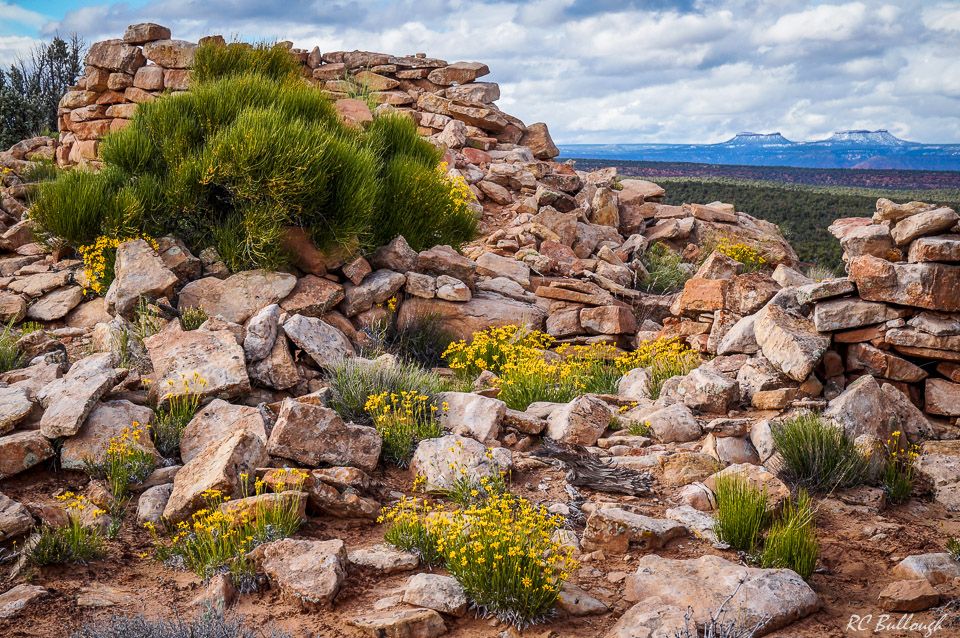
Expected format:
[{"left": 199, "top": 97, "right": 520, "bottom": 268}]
[{"left": 0, "top": 35, "right": 84, "bottom": 149}]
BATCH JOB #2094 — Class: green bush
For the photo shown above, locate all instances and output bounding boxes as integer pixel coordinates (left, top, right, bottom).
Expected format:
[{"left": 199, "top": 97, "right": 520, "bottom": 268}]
[
  {"left": 641, "top": 242, "right": 690, "bottom": 294},
  {"left": 760, "top": 489, "right": 819, "bottom": 580},
  {"left": 0, "top": 321, "right": 22, "bottom": 373},
  {"left": 713, "top": 474, "right": 769, "bottom": 552},
  {"left": 326, "top": 357, "right": 449, "bottom": 424},
  {"left": 32, "top": 41, "right": 476, "bottom": 270},
  {"left": 771, "top": 412, "right": 870, "bottom": 492}
]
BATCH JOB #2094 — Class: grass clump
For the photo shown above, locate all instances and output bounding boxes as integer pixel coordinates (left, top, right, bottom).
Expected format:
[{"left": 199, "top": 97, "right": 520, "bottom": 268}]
[
  {"left": 948, "top": 536, "right": 960, "bottom": 562},
  {"left": 32, "top": 42, "right": 477, "bottom": 270},
  {"left": 365, "top": 391, "right": 445, "bottom": 466},
  {"left": 70, "top": 607, "right": 291, "bottom": 638},
  {"left": 152, "top": 373, "right": 206, "bottom": 459},
  {"left": 327, "top": 358, "right": 448, "bottom": 424},
  {"left": 366, "top": 311, "right": 456, "bottom": 369},
  {"left": 641, "top": 242, "right": 691, "bottom": 293},
  {"left": 760, "top": 490, "right": 818, "bottom": 580},
  {"left": 148, "top": 471, "right": 306, "bottom": 586},
  {"left": 179, "top": 306, "right": 208, "bottom": 330},
  {"left": 0, "top": 320, "right": 23, "bottom": 373},
  {"left": 30, "top": 492, "right": 105, "bottom": 566},
  {"left": 771, "top": 412, "right": 870, "bottom": 492},
  {"left": 714, "top": 238, "right": 768, "bottom": 273},
  {"left": 880, "top": 430, "right": 920, "bottom": 505},
  {"left": 713, "top": 475, "right": 770, "bottom": 552}
]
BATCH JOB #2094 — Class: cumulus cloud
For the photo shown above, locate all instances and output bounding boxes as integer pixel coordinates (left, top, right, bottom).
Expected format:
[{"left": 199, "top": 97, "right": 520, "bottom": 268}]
[{"left": 20, "top": 0, "right": 960, "bottom": 143}]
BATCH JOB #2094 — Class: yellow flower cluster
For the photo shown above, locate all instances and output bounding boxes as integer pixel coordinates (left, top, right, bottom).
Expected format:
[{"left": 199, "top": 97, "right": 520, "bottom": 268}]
[
  {"left": 31, "top": 492, "right": 106, "bottom": 565},
  {"left": 715, "top": 238, "right": 767, "bottom": 272},
  {"left": 153, "top": 372, "right": 208, "bottom": 458},
  {"left": 78, "top": 234, "right": 159, "bottom": 296},
  {"left": 381, "top": 491, "right": 577, "bottom": 627},
  {"left": 614, "top": 336, "right": 700, "bottom": 399},
  {"left": 365, "top": 391, "right": 444, "bottom": 466},
  {"left": 87, "top": 421, "right": 156, "bottom": 506},
  {"left": 55, "top": 491, "right": 106, "bottom": 518},
  {"left": 148, "top": 478, "right": 304, "bottom": 583},
  {"left": 438, "top": 161, "right": 475, "bottom": 214},
  {"left": 443, "top": 325, "right": 554, "bottom": 378},
  {"left": 881, "top": 430, "right": 921, "bottom": 505}
]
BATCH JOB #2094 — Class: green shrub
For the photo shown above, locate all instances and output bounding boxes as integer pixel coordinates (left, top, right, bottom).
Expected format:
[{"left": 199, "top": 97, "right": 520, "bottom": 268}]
[
  {"left": 365, "top": 391, "right": 444, "bottom": 466},
  {"left": 152, "top": 373, "right": 206, "bottom": 459},
  {"left": 180, "top": 307, "right": 208, "bottom": 331},
  {"left": 771, "top": 412, "right": 870, "bottom": 492},
  {"left": 0, "top": 321, "right": 22, "bottom": 373},
  {"left": 326, "top": 357, "right": 449, "bottom": 424},
  {"left": 713, "top": 474, "right": 769, "bottom": 552},
  {"left": 948, "top": 536, "right": 960, "bottom": 561},
  {"left": 32, "top": 42, "right": 477, "bottom": 269},
  {"left": 760, "top": 489, "right": 818, "bottom": 580},
  {"left": 30, "top": 493, "right": 105, "bottom": 566},
  {"left": 368, "top": 311, "right": 456, "bottom": 369},
  {"left": 880, "top": 431, "right": 920, "bottom": 505},
  {"left": 641, "top": 242, "right": 690, "bottom": 294}
]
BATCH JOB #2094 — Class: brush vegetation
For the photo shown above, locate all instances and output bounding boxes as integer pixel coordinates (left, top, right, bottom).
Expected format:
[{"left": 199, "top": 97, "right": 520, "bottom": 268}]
[
  {"left": 771, "top": 412, "right": 870, "bottom": 492},
  {"left": 31, "top": 41, "right": 476, "bottom": 270}
]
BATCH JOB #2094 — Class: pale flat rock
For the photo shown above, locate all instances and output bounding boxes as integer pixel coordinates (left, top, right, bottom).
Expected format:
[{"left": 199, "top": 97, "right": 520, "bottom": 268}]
[
  {"left": 267, "top": 399, "right": 381, "bottom": 471},
  {"left": 60, "top": 400, "right": 157, "bottom": 470},
  {"left": 144, "top": 322, "right": 250, "bottom": 402},
  {"left": 26, "top": 285, "right": 83, "bottom": 321},
  {"left": 0, "top": 492, "right": 33, "bottom": 541},
  {"left": 250, "top": 538, "right": 347, "bottom": 608},
  {"left": 347, "top": 544, "right": 419, "bottom": 574},
  {"left": 282, "top": 314, "right": 355, "bottom": 368},
  {"left": 581, "top": 506, "right": 687, "bottom": 553},
  {"left": 243, "top": 303, "right": 280, "bottom": 362},
  {"left": 350, "top": 608, "right": 446, "bottom": 638},
  {"left": 105, "top": 239, "right": 178, "bottom": 315},
  {"left": 892, "top": 553, "right": 960, "bottom": 585},
  {"left": 438, "top": 391, "right": 505, "bottom": 443},
  {"left": 178, "top": 270, "right": 296, "bottom": 324},
  {"left": 0, "top": 430, "right": 54, "bottom": 479},
  {"left": 546, "top": 394, "right": 612, "bottom": 446},
  {"left": 247, "top": 333, "right": 300, "bottom": 390},
  {"left": 163, "top": 429, "right": 267, "bottom": 522},
  {"left": 136, "top": 483, "right": 172, "bottom": 525},
  {"left": 754, "top": 303, "right": 830, "bottom": 382},
  {"left": 410, "top": 434, "right": 511, "bottom": 491},
  {"left": 624, "top": 554, "right": 819, "bottom": 635},
  {"left": 812, "top": 298, "right": 905, "bottom": 332},
  {"left": 0, "top": 386, "right": 32, "bottom": 435},
  {"left": 37, "top": 353, "right": 124, "bottom": 438},
  {"left": 180, "top": 398, "right": 266, "bottom": 464},
  {"left": 397, "top": 292, "right": 546, "bottom": 341},
  {"left": 0, "top": 584, "right": 46, "bottom": 620},
  {"left": 403, "top": 573, "right": 467, "bottom": 616}
]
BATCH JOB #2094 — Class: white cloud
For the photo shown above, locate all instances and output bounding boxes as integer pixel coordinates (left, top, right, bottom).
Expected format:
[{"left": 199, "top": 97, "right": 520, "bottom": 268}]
[
  {"left": 0, "top": 2, "right": 46, "bottom": 31},
  {"left": 0, "top": 34, "right": 40, "bottom": 67},
  {"left": 26, "top": 0, "right": 960, "bottom": 143}
]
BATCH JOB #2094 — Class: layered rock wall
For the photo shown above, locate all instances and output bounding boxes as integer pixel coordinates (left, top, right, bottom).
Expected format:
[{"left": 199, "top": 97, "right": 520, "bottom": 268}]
[{"left": 56, "top": 23, "right": 558, "bottom": 167}]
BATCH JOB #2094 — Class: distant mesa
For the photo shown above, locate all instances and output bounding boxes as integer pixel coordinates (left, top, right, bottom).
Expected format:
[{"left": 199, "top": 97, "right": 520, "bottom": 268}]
[
  {"left": 721, "top": 132, "right": 794, "bottom": 146},
  {"left": 812, "top": 129, "right": 911, "bottom": 146}
]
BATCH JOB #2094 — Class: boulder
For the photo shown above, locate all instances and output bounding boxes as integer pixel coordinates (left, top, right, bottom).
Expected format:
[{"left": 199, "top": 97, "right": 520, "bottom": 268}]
[
  {"left": 824, "top": 375, "right": 896, "bottom": 439},
  {"left": 267, "top": 399, "right": 381, "bottom": 471},
  {"left": 754, "top": 303, "right": 830, "bottom": 382},
  {"left": 341, "top": 269, "right": 406, "bottom": 317},
  {"left": 162, "top": 429, "right": 267, "bottom": 522},
  {"left": 247, "top": 333, "right": 300, "bottom": 391},
  {"left": 26, "top": 286, "right": 84, "bottom": 321},
  {"left": 397, "top": 292, "right": 546, "bottom": 341},
  {"left": 890, "top": 207, "right": 959, "bottom": 245},
  {"left": 279, "top": 275, "right": 344, "bottom": 317},
  {"left": 909, "top": 235, "right": 960, "bottom": 263},
  {"left": 85, "top": 39, "right": 146, "bottom": 73},
  {"left": 605, "top": 603, "right": 687, "bottom": 638},
  {"left": 846, "top": 343, "right": 926, "bottom": 383},
  {"left": 0, "top": 584, "right": 47, "bottom": 620},
  {"left": 674, "top": 368, "right": 738, "bottom": 414},
  {"left": 417, "top": 245, "right": 477, "bottom": 285},
  {"left": 180, "top": 399, "right": 266, "bottom": 464},
  {"left": 60, "top": 400, "right": 157, "bottom": 470},
  {"left": 123, "top": 22, "right": 171, "bottom": 44},
  {"left": 250, "top": 538, "right": 347, "bottom": 608},
  {"left": 519, "top": 122, "right": 559, "bottom": 160},
  {"left": 581, "top": 506, "right": 686, "bottom": 553},
  {"left": 0, "top": 492, "right": 33, "bottom": 541},
  {"left": 104, "top": 239, "right": 178, "bottom": 315},
  {"left": 142, "top": 39, "right": 197, "bottom": 68},
  {"left": 438, "top": 392, "right": 505, "bottom": 443},
  {"left": 428, "top": 61, "right": 489, "bottom": 85},
  {"left": 37, "top": 353, "right": 124, "bottom": 438},
  {"left": 136, "top": 484, "right": 173, "bottom": 525},
  {"left": 812, "top": 298, "right": 904, "bottom": 332},
  {"left": 580, "top": 305, "right": 637, "bottom": 335},
  {"left": 403, "top": 573, "right": 468, "bottom": 616},
  {"left": 0, "top": 431, "right": 54, "bottom": 480},
  {"left": 178, "top": 270, "right": 297, "bottom": 324},
  {"left": 410, "top": 434, "right": 511, "bottom": 491},
  {"left": 476, "top": 252, "right": 530, "bottom": 287},
  {"left": 370, "top": 236, "right": 418, "bottom": 272},
  {"left": 546, "top": 395, "right": 611, "bottom": 446},
  {"left": 0, "top": 386, "right": 32, "bottom": 435},
  {"left": 639, "top": 403, "right": 701, "bottom": 443},
  {"left": 347, "top": 544, "right": 419, "bottom": 574},
  {"left": 350, "top": 609, "right": 446, "bottom": 638},
  {"left": 850, "top": 255, "right": 960, "bottom": 312},
  {"left": 235, "top": 306, "right": 275, "bottom": 364},
  {"left": 145, "top": 323, "right": 250, "bottom": 401},
  {"left": 892, "top": 553, "right": 960, "bottom": 585},
  {"left": 878, "top": 579, "right": 940, "bottom": 612},
  {"left": 435, "top": 275, "right": 471, "bottom": 301},
  {"left": 282, "top": 314, "right": 355, "bottom": 368},
  {"left": 623, "top": 554, "right": 819, "bottom": 635}
]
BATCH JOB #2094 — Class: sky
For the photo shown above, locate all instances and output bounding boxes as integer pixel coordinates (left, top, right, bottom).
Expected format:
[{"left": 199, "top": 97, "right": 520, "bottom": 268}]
[{"left": 3, "top": 0, "right": 960, "bottom": 144}]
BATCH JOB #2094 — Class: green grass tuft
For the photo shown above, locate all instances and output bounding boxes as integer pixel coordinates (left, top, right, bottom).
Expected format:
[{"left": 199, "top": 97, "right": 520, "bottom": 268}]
[
  {"left": 771, "top": 412, "right": 870, "bottom": 493},
  {"left": 760, "top": 489, "right": 819, "bottom": 580},
  {"left": 713, "top": 474, "right": 770, "bottom": 552}
]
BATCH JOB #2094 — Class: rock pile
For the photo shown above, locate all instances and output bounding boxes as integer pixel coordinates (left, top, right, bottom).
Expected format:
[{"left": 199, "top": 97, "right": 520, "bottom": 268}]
[{"left": 56, "top": 23, "right": 558, "bottom": 168}]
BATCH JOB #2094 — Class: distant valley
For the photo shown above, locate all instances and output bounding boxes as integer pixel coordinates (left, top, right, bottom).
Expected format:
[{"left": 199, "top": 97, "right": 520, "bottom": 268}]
[{"left": 559, "top": 130, "right": 960, "bottom": 171}]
